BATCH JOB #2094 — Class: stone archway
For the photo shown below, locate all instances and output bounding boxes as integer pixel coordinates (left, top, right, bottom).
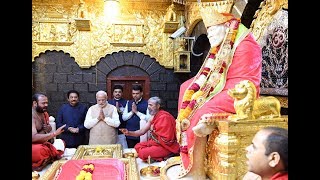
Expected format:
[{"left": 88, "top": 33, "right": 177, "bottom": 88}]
[
  {"left": 32, "top": 50, "right": 181, "bottom": 117},
  {"left": 95, "top": 50, "right": 160, "bottom": 98},
  {"left": 92, "top": 50, "right": 182, "bottom": 116}
]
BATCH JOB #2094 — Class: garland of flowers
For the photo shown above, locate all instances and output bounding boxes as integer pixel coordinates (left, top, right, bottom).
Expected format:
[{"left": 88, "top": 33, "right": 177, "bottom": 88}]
[
  {"left": 176, "top": 18, "right": 240, "bottom": 145},
  {"left": 76, "top": 163, "right": 95, "bottom": 180}
]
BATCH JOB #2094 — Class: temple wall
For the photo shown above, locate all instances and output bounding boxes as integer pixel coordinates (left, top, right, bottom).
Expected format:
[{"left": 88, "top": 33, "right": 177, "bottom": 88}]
[
  {"left": 32, "top": 0, "right": 244, "bottom": 117},
  {"left": 32, "top": 0, "right": 187, "bottom": 69},
  {"left": 32, "top": 50, "right": 182, "bottom": 117}
]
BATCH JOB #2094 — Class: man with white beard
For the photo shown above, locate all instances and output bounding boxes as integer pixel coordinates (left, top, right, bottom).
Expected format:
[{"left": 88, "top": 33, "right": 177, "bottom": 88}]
[
  {"left": 84, "top": 90, "right": 120, "bottom": 145},
  {"left": 175, "top": 7, "right": 263, "bottom": 179},
  {"left": 120, "top": 96, "right": 179, "bottom": 162}
]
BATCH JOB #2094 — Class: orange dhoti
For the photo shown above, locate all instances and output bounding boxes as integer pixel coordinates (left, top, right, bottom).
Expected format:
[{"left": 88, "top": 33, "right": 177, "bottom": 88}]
[
  {"left": 32, "top": 141, "right": 64, "bottom": 171},
  {"left": 134, "top": 110, "right": 179, "bottom": 162}
]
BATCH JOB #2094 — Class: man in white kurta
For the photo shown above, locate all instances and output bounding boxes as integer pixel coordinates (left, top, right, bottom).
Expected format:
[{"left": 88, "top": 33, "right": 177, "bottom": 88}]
[{"left": 84, "top": 90, "right": 120, "bottom": 144}]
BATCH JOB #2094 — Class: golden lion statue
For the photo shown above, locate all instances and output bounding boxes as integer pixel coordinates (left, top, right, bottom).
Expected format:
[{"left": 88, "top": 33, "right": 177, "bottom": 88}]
[{"left": 227, "top": 80, "right": 281, "bottom": 121}]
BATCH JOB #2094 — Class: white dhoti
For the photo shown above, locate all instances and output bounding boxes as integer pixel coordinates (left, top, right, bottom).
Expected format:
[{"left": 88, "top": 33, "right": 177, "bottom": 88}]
[
  {"left": 117, "top": 134, "right": 128, "bottom": 149},
  {"left": 139, "top": 120, "right": 149, "bottom": 142}
]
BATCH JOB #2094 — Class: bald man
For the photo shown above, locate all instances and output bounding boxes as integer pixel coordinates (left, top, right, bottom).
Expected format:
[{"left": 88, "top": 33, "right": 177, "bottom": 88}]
[{"left": 32, "top": 93, "right": 66, "bottom": 171}]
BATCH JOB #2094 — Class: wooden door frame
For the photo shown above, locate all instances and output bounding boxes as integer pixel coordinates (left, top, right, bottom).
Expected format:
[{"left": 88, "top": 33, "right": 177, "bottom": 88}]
[{"left": 107, "top": 76, "right": 150, "bottom": 100}]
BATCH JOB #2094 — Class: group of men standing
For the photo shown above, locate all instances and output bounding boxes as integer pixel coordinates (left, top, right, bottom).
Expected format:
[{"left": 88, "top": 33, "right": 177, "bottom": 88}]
[
  {"left": 32, "top": 84, "right": 179, "bottom": 170},
  {"left": 32, "top": 8, "right": 287, "bottom": 179}
]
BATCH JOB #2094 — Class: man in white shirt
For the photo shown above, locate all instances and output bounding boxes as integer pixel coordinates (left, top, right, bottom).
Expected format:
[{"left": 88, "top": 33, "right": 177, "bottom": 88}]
[
  {"left": 84, "top": 90, "right": 120, "bottom": 144},
  {"left": 122, "top": 85, "right": 150, "bottom": 148}
]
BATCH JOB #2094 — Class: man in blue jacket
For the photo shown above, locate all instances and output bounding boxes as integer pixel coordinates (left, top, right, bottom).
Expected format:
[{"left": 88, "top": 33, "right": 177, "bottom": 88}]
[
  {"left": 56, "top": 90, "right": 88, "bottom": 148},
  {"left": 122, "top": 84, "right": 149, "bottom": 148}
]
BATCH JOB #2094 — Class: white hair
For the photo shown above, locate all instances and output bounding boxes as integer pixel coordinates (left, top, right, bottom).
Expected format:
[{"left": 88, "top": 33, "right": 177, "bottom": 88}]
[
  {"left": 148, "top": 96, "right": 162, "bottom": 105},
  {"left": 96, "top": 90, "right": 107, "bottom": 98}
]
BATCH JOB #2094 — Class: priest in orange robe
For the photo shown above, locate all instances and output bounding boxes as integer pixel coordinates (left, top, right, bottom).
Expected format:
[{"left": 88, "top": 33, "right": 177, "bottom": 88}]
[
  {"left": 32, "top": 93, "right": 66, "bottom": 171},
  {"left": 120, "top": 96, "right": 179, "bottom": 162}
]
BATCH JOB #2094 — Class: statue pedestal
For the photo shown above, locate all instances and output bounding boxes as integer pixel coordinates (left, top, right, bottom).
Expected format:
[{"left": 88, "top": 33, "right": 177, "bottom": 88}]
[{"left": 160, "top": 116, "right": 288, "bottom": 180}]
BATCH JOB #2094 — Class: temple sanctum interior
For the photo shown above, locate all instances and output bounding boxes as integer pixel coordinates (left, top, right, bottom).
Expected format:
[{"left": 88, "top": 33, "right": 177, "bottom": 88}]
[{"left": 32, "top": 0, "right": 288, "bottom": 179}]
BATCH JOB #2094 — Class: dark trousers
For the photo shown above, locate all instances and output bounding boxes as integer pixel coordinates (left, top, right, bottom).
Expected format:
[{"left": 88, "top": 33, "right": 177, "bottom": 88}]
[
  {"left": 83, "top": 128, "right": 90, "bottom": 145},
  {"left": 126, "top": 138, "right": 140, "bottom": 148}
]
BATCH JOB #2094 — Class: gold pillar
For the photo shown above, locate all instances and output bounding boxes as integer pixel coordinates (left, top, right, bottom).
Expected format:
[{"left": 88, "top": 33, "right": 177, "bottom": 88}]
[{"left": 214, "top": 132, "right": 238, "bottom": 179}]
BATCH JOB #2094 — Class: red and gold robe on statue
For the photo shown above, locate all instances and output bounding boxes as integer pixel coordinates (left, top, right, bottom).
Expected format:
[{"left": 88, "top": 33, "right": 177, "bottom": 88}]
[
  {"left": 177, "top": 22, "right": 262, "bottom": 177},
  {"left": 134, "top": 110, "right": 179, "bottom": 162}
]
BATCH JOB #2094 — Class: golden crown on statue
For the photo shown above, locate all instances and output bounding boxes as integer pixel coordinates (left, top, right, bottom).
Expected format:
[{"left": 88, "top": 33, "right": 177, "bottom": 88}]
[{"left": 197, "top": 0, "right": 235, "bottom": 28}]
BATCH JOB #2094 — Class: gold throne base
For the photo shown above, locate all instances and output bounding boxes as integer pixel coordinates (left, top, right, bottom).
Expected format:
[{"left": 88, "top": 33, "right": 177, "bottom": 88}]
[
  {"left": 160, "top": 116, "right": 288, "bottom": 180},
  {"left": 205, "top": 116, "right": 288, "bottom": 179}
]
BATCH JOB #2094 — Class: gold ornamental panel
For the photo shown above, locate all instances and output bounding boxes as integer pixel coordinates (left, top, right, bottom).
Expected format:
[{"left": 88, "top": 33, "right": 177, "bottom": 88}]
[
  {"left": 32, "top": 0, "right": 186, "bottom": 68},
  {"left": 33, "top": 19, "right": 74, "bottom": 46},
  {"left": 250, "top": 0, "right": 288, "bottom": 42},
  {"left": 72, "top": 144, "right": 123, "bottom": 159},
  {"left": 111, "top": 23, "right": 146, "bottom": 47}
]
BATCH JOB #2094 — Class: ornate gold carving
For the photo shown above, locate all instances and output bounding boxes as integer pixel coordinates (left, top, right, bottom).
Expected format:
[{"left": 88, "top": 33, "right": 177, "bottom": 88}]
[
  {"left": 169, "top": 80, "right": 288, "bottom": 179},
  {"left": 214, "top": 133, "right": 238, "bottom": 179},
  {"left": 165, "top": 3, "right": 177, "bottom": 22},
  {"left": 252, "top": 96, "right": 281, "bottom": 119},
  {"left": 72, "top": 144, "right": 123, "bottom": 160},
  {"left": 173, "top": 0, "right": 186, "bottom": 5},
  {"left": 39, "top": 159, "right": 68, "bottom": 180},
  {"left": 111, "top": 23, "right": 145, "bottom": 46},
  {"left": 163, "top": 21, "right": 179, "bottom": 33},
  {"left": 32, "top": 0, "right": 180, "bottom": 68},
  {"left": 116, "top": 1, "right": 177, "bottom": 11},
  {"left": 75, "top": 19, "right": 91, "bottom": 31},
  {"left": 34, "top": 42, "right": 74, "bottom": 46},
  {"left": 77, "top": 0, "right": 88, "bottom": 19},
  {"left": 125, "top": 157, "right": 140, "bottom": 180},
  {"left": 33, "top": 19, "right": 74, "bottom": 43},
  {"left": 161, "top": 84, "right": 287, "bottom": 179},
  {"left": 205, "top": 129, "right": 219, "bottom": 178},
  {"left": 227, "top": 80, "right": 281, "bottom": 121},
  {"left": 250, "top": 0, "right": 288, "bottom": 42},
  {"left": 163, "top": 3, "right": 179, "bottom": 33}
]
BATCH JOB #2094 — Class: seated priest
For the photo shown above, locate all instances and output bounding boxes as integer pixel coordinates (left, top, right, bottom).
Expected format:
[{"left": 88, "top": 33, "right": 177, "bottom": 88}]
[
  {"left": 32, "top": 93, "right": 66, "bottom": 171},
  {"left": 120, "top": 96, "right": 179, "bottom": 162}
]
